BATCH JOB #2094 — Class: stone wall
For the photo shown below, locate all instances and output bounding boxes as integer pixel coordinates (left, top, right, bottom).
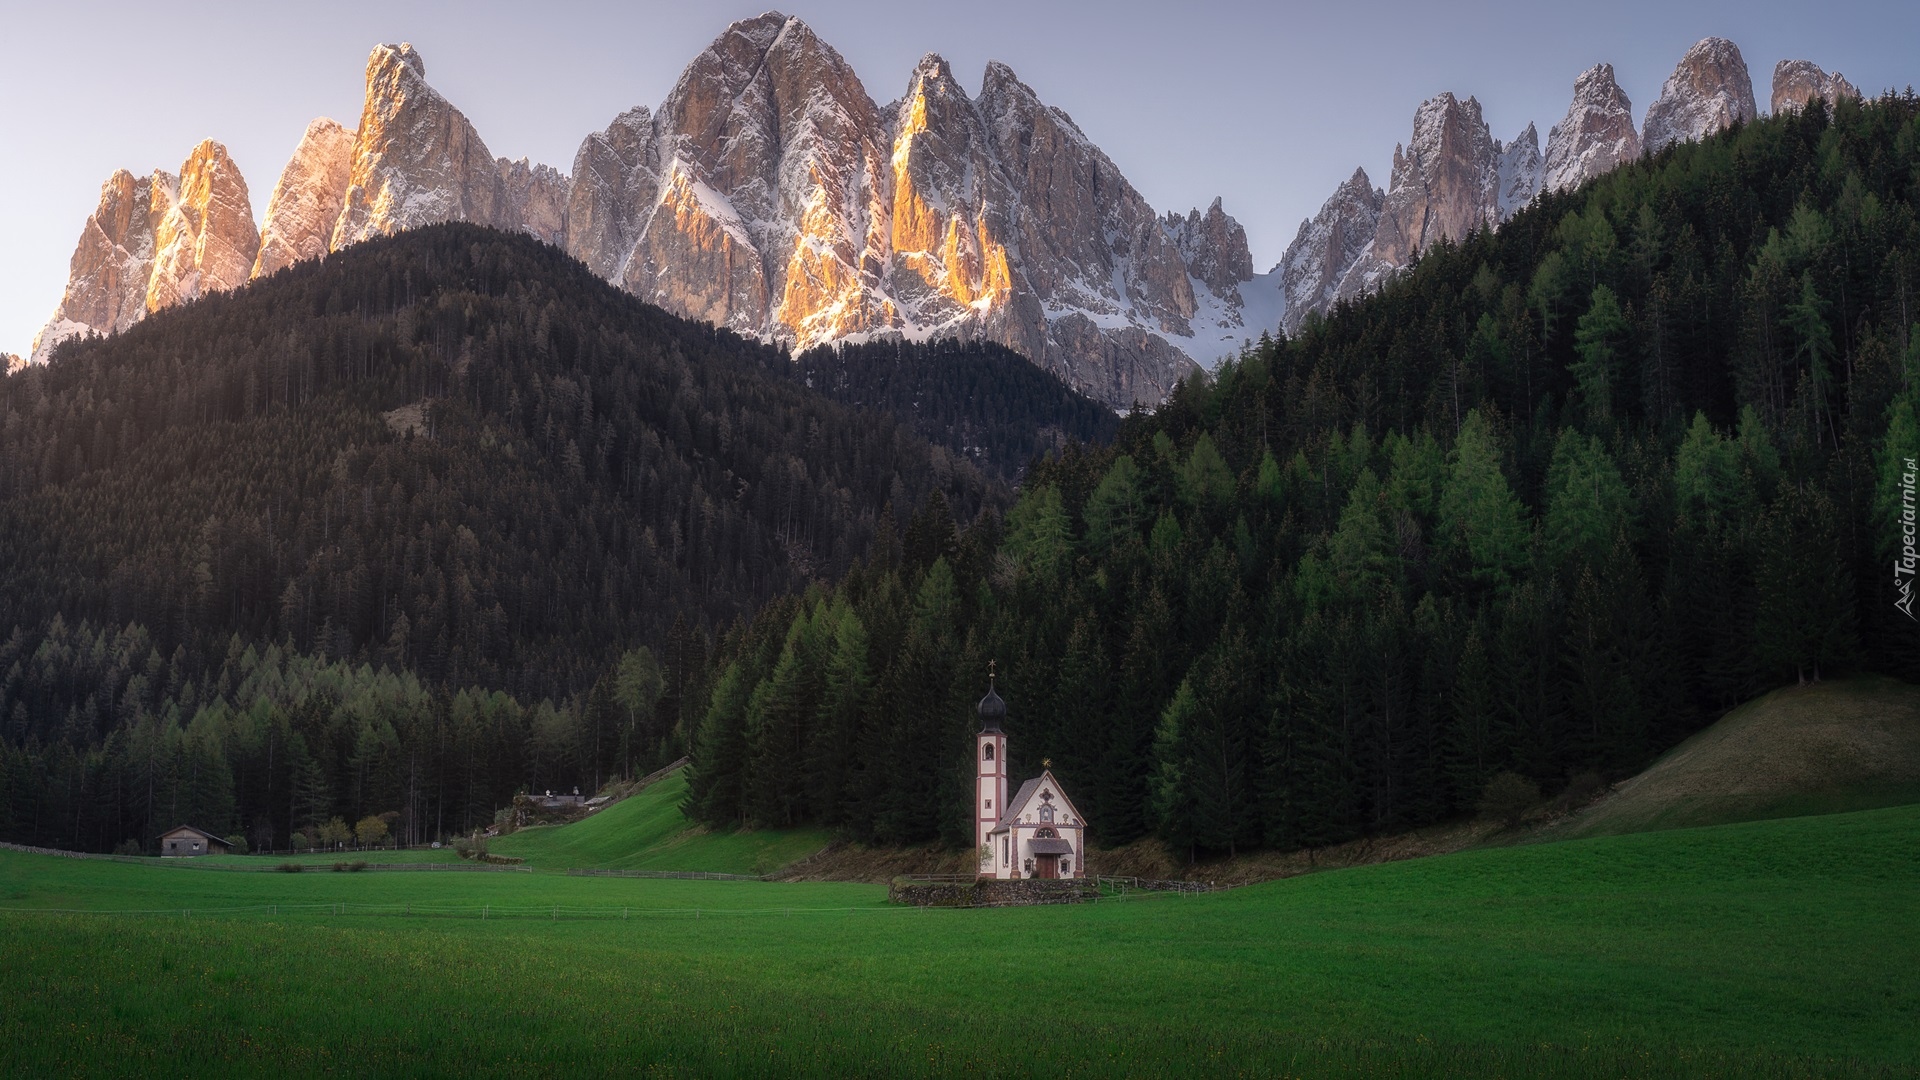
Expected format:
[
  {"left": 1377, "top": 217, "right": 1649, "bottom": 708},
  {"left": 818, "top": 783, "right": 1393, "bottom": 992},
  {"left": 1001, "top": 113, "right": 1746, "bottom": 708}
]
[{"left": 888, "top": 877, "right": 1100, "bottom": 907}]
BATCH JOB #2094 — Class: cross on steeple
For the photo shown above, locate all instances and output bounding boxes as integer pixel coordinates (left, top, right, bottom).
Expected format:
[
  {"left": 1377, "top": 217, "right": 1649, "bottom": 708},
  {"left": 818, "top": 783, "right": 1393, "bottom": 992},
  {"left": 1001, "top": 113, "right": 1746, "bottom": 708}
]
[{"left": 987, "top": 659, "right": 997, "bottom": 687}]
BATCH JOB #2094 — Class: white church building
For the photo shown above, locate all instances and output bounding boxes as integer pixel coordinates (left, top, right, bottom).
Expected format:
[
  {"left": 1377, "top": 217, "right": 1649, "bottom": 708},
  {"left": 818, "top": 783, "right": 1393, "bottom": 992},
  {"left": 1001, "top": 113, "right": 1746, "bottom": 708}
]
[{"left": 975, "top": 676, "right": 1089, "bottom": 880}]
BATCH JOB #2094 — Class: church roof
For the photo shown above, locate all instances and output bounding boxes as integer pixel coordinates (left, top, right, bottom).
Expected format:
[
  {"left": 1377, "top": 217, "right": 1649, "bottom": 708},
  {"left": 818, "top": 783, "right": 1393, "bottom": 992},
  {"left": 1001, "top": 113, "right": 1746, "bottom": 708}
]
[
  {"left": 977, "top": 683, "right": 1006, "bottom": 733},
  {"left": 987, "top": 771, "right": 1087, "bottom": 835},
  {"left": 987, "top": 778, "right": 1044, "bottom": 834}
]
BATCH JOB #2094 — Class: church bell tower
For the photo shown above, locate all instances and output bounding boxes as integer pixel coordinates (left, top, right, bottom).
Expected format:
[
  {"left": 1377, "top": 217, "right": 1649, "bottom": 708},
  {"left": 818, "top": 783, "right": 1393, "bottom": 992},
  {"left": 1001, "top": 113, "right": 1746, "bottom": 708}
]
[{"left": 975, "top": 665, "right": 1008, "bottom": 876}]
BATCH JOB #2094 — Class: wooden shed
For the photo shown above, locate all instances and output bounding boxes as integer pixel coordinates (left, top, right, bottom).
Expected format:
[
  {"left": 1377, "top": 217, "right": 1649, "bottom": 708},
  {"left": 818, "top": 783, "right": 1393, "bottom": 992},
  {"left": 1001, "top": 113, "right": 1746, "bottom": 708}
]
[{"left": 157, "top": 825, "right": 232, "bottom": 857}]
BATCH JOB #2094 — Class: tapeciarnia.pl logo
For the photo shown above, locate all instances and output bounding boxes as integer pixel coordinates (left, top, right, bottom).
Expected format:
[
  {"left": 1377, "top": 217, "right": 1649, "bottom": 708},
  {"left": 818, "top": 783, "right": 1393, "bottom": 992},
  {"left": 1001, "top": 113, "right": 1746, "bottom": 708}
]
[{"left": 1898, "top": 456, "right": 1918, "bottom": 620}]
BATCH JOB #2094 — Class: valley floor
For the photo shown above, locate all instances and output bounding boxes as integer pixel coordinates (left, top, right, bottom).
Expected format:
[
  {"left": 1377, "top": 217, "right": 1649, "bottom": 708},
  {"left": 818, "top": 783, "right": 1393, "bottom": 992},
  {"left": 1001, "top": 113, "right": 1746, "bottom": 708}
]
[{"left": 2, "top": 804, "right": 1915, "bottom": 1077}]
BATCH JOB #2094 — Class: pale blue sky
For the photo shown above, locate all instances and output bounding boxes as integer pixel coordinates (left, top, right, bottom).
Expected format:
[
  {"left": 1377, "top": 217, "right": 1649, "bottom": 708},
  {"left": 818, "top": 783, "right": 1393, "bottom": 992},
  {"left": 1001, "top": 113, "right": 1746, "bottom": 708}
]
[{"left": 4, "top": 0, "right": 1916, "bottom": 357}]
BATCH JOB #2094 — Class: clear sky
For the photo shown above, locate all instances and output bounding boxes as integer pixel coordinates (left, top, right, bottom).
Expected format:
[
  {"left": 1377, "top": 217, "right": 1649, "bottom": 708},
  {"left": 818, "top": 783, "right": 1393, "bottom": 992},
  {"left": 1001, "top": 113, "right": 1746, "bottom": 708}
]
[{"left": 4, "top": 0, "right": 1916, "bottom": 358}]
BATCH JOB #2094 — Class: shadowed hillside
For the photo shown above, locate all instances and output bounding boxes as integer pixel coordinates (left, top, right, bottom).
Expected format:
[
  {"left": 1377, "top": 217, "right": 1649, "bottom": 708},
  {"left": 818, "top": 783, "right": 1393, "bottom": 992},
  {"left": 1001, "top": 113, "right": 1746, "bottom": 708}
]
[{"left": 1552, "top": 676, "right": 1920, "bottom": 838}]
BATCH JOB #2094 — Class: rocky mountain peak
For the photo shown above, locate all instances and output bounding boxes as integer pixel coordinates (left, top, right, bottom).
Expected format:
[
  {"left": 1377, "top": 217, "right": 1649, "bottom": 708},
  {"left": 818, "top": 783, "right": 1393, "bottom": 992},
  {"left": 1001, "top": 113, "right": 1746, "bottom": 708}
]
[
  {"left": 1166, "top": 198, "right": 1254, "bottom": 299},
  {"left": 28, "top": 21, "right": 1230, "bottom": 403},
  {"left": 332, "top": 42, "right": 506, "bottom": 248},
  {"left": 1496, "top": 122, "right": 1543, "bottom": 221},
  {"left": 564, "top": 106, "right": 658, "bottom": 281},
  {"left": 638, "top": 12, "right": 892, "bottom": 343},
  {"left": 146, "top": 139, "right": 260, "bottom": 312},
  {"left": 1278, "top": 167, "right": 1384, "bottom": 335},
  {"left": 31, "top": 138, "right": 265, "bottom": 366},
  {"left": 1643, "top": 37, "right": 1756, "bottom": 154},
  {"left": 1772, "top": 59, "right": 1860, "bottom": 115},
  {"left": 1339, "top": 91, "right": 1502, "bottom": 302},
  {"left": 32, "top": 168, "right": 173, "bottom": 363},
  {"left": 1543, "top": 63, "right": 1641, "bottom": 193},
  {"left": 254, "top": 118, "right": 357, "bottom": 278}
]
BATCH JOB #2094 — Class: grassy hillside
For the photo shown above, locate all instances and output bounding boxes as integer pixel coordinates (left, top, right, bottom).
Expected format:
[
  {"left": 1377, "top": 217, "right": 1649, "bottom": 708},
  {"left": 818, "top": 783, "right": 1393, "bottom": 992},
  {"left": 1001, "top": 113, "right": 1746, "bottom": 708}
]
[
  {"left": 489, "top": 772, "right": 831, "bottom": 875},
  {"left": 1552, "top": 676, "right": 1920, "bottom": 840},
  {"left": 2, "top": 805, "right": 1916, "bottom": 1076}
]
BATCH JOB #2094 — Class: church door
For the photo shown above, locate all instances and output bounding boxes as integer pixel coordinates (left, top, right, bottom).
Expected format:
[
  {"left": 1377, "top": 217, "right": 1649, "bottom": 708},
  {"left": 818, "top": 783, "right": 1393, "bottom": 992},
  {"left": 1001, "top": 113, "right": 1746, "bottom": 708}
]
[{"left": 1036, "top": 854, "right": 1059, "bottom": 879}]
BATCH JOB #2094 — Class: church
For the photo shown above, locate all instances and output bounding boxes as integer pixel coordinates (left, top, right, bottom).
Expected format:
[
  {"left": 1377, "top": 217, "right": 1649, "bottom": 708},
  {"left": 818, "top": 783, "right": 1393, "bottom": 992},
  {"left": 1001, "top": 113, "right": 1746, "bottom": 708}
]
[{"left": 974, "top": 674, "right": 1089, "bottom": 880}]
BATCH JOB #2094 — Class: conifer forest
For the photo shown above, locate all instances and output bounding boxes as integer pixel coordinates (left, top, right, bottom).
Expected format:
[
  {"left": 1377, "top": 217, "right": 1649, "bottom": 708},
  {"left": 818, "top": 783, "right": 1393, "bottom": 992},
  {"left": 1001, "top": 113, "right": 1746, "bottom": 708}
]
[{"left": 6, "top": 95, "right": 1920, "bottom": 858}]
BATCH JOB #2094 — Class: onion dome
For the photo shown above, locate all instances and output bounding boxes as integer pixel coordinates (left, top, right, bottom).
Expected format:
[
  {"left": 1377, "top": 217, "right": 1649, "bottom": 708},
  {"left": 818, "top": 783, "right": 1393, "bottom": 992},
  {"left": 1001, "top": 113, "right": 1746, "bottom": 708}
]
[{"left": 977, "top": 682, "right": 1006, "bottom": 733}]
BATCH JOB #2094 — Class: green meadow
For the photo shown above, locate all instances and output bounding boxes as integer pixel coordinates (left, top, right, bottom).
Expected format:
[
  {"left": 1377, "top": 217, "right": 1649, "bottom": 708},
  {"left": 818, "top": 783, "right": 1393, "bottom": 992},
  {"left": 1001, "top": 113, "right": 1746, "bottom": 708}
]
[
  {"left": 3, "top": 804, "right": 1916, "bottom": 1078},
  {"left": 488, "top": 772, "right": 833, "bottom": 875}
]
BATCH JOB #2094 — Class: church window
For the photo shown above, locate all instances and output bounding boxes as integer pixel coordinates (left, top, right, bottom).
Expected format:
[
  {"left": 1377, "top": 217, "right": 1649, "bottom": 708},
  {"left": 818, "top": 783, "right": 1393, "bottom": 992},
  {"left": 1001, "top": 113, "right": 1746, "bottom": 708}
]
[
  {"left": 1002, "top": 837, "right": 1009, "bottom": 865},
  {"left": 1039, "top": 803, "right": 1055, "bottom": 824},
  {"left": 982, "top": 745, "right": 994, "bottom": 761},
  {"left": 984, "top": 799, "right": 992, "bottom": 809}
]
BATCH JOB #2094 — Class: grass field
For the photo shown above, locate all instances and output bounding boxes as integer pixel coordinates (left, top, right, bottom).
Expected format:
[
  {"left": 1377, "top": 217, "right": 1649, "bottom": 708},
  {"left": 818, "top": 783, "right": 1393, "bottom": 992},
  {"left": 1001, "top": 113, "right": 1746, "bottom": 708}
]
[
  {"left": 489, "top": 772, "right": 832, "bottom": 875},
  {"left": 2, "top": 803, "right": 1915, "bottom": 1077},
  {"left": 191, "top": 770, "right": 830, "bottom": 875}
]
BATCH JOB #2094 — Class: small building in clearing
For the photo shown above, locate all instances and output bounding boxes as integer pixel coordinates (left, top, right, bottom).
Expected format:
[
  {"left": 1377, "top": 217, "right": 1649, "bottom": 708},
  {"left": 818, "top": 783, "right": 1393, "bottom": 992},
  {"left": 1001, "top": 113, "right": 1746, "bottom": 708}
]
[{"left": 157, "top": 825, "right": 232, "bottom": 857}]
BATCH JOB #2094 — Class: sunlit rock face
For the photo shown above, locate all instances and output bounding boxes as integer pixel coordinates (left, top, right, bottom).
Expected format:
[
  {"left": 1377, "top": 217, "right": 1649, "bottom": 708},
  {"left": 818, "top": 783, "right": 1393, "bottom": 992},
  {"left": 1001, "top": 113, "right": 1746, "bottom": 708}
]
[
  {"left": 1643, "top": 37, "right": 1756, "bottom": 154},
  {"left": 254, "top": 118, "right": 357, "bottom": 277},
  {"left": 564, "top": 14, "right": 1219, "bottom": 405},
  {"left": 886, "top": 53, "right": 1024, "bottom": 341},
  {"left": 887, "top": 53, "right": 1203, "bottom": 404},
  {"left": 147, "top": 140, "right": 260, "bottom": 312},
  {"left": 31, "top": 17, "right": 1256, "bottom": 402},
  {"left": 1771, "top": 59, "right": 1859, "bottom": 115},
  {"left": 1277, "top": 168, "right": 1384, "bottom": 336},
  {"left": 332, "top": 43, "right": 509, "bottom": 247},
  {"left": 644, "top": 13, "right": 894, "bottom": 342},
  {"left": 1543, "top": 63, "right": 1641, "bottom": 193},
  {"left": 32, "top": 169, "right": 173, "bottom": 363},
  {"left": 34, "top": 141, "right": 259, "bottom": 364}
]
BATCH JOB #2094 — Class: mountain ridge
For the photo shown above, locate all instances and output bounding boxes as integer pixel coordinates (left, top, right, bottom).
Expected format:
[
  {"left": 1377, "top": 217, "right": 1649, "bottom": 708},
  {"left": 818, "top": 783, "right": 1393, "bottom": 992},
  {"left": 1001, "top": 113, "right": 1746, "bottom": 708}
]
[{"left": 22, "top": 19, "right": 1874, "bottom": 387}]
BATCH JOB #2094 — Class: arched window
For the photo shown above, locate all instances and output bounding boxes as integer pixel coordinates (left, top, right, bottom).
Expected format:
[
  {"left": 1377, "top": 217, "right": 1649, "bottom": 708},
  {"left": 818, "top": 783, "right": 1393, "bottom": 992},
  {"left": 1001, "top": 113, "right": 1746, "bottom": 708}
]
[
  {"left": 1039, "top": 803, "right": 1055, "bottom": 823},
  {"left": 1034, "top": 827, "right": 1058, "bottom": 839},
  {"left": 982, "top": 744, "right": 995, "bottom": 761}
]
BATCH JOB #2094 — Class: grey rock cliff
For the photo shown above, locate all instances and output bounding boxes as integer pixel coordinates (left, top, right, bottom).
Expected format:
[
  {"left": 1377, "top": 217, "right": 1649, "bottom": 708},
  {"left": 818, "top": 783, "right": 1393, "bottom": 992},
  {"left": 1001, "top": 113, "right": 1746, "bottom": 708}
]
[
  {"left": 1277, "top": 168, "right": 1384, "bottom": 335},
  {"left": 1772, "top": 59, "right": 1860, "bottom": 115},
  {"left": 1544, "top": 63, "right": 1641, "bottom": 193},
  {"left": 1643, "top": 37, "right": 1756, "bottom": 154}
]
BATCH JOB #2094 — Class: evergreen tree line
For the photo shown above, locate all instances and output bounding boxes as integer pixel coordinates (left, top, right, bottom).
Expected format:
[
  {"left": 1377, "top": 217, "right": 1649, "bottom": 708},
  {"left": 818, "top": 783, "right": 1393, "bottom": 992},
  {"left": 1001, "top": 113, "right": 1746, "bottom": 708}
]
[
  {"left": 684, "top": 93, "right": 1920, "bottom": 858},
  {"left": 0, "top": 615, "right": 698, "bottom": 852}
]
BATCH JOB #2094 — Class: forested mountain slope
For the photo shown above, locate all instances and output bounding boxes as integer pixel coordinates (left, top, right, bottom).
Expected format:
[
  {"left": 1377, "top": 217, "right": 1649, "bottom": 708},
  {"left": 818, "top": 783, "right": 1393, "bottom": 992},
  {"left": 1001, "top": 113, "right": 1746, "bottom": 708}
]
[
  {"left": 0, "top": 224, "right": 1013, "bottom": 696},
  {"left": 0, "top": 224, "right": 1121, "bottom": 852},
  {"left": 687, "top": 93, "right": 1920, "bottom": 857}
]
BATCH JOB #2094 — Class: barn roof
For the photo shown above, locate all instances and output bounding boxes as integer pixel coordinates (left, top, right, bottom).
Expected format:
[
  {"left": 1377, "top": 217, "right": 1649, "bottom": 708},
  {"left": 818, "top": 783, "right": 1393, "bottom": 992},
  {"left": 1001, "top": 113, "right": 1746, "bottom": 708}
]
[{"left": 156, "top": 825, "right": 232, "bottom": 846}]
